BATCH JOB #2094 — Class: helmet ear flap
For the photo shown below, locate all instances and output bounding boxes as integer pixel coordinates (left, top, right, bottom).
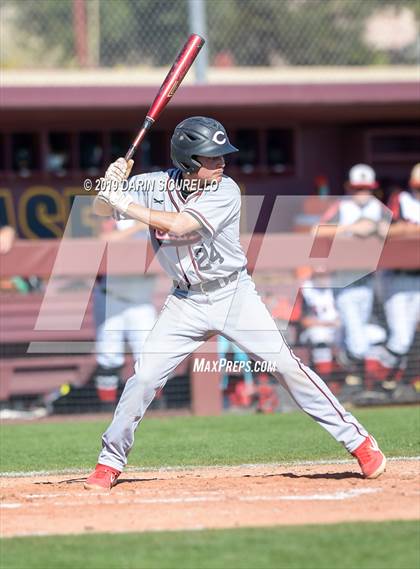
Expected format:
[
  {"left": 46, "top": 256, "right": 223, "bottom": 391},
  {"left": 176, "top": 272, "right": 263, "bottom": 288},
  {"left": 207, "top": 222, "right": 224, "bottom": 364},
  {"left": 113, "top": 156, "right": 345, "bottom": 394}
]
[
  {"left": 178, "top": 156, "right": 201, "bottom": 174},
  {"left": 191, "top": 155, "right": 202, "bottom": 169}
]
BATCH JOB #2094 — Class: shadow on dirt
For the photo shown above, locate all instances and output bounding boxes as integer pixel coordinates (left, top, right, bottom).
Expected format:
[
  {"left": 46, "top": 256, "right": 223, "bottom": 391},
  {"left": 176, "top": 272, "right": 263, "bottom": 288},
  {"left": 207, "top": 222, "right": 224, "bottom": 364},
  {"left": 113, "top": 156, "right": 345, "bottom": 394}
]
[
  {"left": 280, "top": 471, "right": 363, "bottom": 480},
  {"left": 33, "top": 476, "right": 159, "bottom": 486},
  {"left": 241, "top": 471, "right": 363, "bottom": 480}
]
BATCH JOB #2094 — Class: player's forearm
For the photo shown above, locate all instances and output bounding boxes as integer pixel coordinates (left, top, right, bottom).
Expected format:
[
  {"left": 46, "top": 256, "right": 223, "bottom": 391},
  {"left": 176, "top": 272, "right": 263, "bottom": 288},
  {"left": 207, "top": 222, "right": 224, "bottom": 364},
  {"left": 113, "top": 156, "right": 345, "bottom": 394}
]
[
  {"left": 313, "top": 224, "right": 347, "bottom": 238},
  {"left": 93, "top": 196, "right": 114, "bottom": 217},
  {"left": 388, "top": 222, "right": 420, "bottom": 238},
  {"left": 99, "top": 221, "right": 148, "bottom": 242},
  {"left": 302, "top": 317, "right": 334, "bottom": 328},
  {"left": 301, "top": 317, "right": 320, "bottom": 328},
  {"left": 125, "top": 202, "right": 173, "bottom": 231},
  {"left": 125, "top": 203, "right": 196, "bottom": 235}
]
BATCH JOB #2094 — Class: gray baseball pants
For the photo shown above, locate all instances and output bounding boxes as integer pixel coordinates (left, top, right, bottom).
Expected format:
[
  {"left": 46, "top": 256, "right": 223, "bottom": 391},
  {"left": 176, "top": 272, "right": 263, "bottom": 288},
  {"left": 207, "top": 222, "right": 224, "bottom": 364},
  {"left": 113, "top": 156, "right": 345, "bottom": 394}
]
[{"left": 98, "top": 272, "right": 368, "bottom": 470}]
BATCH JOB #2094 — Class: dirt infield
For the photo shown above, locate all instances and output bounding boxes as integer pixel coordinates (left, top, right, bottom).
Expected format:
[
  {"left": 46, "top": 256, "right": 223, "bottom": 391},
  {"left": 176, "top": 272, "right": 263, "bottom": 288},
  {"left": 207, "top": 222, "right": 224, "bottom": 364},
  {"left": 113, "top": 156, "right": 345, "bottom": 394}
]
[{"left": 1, "top": 460, "right": 419, "bottom": 538}]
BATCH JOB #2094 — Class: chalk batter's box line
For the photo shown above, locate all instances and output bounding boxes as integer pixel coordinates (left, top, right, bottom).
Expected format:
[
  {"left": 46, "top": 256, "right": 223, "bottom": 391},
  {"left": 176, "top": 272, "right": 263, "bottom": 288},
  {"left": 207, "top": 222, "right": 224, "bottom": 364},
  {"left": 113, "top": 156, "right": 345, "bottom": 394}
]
[{"left": 1, "top": 456, "right": 418, "bottom": 478}]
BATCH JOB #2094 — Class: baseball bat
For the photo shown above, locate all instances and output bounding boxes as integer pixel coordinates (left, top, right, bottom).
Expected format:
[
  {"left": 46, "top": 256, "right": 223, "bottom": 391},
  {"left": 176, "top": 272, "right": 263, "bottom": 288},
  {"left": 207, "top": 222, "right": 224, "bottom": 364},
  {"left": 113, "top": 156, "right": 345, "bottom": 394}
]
[{"left": 125, "top": 34, "right": 205, "bottom": 161}]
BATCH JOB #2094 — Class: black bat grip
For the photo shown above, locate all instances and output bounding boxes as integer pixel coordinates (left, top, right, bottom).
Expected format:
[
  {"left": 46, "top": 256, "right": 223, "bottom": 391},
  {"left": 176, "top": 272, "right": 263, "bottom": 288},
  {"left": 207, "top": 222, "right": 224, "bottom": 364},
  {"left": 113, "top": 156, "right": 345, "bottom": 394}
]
[{"left": 125, "top": 117, "right": 155, "bottom": 161}]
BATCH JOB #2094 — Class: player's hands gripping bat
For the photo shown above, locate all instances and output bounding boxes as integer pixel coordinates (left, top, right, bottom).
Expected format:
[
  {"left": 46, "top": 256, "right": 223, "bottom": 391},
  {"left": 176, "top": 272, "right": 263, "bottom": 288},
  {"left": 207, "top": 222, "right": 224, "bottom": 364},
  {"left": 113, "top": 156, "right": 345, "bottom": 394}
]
[
  {"left": 97, "top": 158, "right": 134, "bottom": 213},
  {"left": 105, "top": 157, "right": 134, "bottom": 182},
  {"left": 97, "top": 34, "right": 205, "bottom": 211}
]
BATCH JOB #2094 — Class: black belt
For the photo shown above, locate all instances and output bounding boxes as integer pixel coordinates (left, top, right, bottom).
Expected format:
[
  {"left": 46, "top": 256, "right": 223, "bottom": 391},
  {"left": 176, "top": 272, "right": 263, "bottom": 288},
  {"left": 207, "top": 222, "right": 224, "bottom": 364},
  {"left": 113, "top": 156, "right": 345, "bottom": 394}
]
[{"left": 174, "top": 270, "right": 242, "bottom": 294}]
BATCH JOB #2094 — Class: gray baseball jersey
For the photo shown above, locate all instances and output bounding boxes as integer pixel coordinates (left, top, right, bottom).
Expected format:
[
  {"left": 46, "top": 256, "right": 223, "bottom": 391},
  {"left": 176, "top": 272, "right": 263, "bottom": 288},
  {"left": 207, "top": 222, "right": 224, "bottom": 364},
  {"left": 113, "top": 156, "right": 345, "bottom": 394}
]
[{"left": 125, "top": 168, "right": 246, "bottom": 285}]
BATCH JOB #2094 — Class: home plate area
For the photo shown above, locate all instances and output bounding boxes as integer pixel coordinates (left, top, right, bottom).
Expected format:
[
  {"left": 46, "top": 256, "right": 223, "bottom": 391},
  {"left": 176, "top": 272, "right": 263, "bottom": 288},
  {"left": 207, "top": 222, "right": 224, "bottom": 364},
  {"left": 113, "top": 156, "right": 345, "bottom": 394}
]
[{"left": 1, "top": 460, "right": 418, "bottom": 537}]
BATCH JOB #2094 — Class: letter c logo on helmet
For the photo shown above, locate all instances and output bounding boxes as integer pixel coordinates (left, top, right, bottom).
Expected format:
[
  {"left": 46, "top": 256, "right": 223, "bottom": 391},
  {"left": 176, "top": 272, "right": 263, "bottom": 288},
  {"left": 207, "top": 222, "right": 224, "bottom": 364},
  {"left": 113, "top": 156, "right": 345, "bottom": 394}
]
[{"left": 212, "top": 131, "right": 226, "bottom": 145}]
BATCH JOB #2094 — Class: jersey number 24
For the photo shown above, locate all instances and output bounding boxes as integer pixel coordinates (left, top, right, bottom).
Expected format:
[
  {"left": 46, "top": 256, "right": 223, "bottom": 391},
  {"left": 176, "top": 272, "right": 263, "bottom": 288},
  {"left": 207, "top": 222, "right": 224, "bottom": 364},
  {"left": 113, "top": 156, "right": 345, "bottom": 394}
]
[{"left": 193, "top": 243, "right": 224, "bottom": 270}]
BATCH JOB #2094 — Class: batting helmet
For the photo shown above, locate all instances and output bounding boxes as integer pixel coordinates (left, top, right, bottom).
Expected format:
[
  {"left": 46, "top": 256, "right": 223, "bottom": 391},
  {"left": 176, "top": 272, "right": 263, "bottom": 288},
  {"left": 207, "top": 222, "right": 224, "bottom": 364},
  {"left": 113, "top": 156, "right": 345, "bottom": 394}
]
[{"left": 170, "top": 116, "right": 238, "bottom": 173}]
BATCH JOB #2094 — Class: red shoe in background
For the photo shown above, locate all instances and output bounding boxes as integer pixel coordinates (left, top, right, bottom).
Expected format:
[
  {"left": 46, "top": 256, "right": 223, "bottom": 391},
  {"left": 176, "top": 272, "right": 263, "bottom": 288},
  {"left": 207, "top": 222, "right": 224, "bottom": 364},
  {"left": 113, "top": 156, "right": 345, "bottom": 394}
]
[
  {"left": 84, "top": 464, "right": 121, "bottom": 491},
  {"left": 352, "top": 435, "right": 386, "bottom": 479}
]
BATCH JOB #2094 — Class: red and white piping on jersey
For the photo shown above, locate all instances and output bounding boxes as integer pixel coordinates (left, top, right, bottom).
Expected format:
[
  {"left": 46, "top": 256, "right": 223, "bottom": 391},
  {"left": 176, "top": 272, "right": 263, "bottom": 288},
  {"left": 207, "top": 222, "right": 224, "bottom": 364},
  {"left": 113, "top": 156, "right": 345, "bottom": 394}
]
[
  {"left": 173, "top": 169, "right": 208, "bottom": 206},
  {"left": 171, "top": 171, "right": 217, "bottom": 244},
  {"left": 187, "top": 247, "right": 205, "bottom": 281},
  {"left": 183, "top": 207, "right": 215, "bottom": 237},
  {"left": 185, "top": 189, "right": 204, "bottom": 203},
  {"left": 176, "top": 185, "right": 204, "bottom": 206},
  {"left": 166, "top": 170, "right": 218, "bottom": 284},
  {"left": 176, "top": 190, "right": 186, "bottom": 203},
  {"left": 173, "top": 169, "right": 187, "bottom": 204},
  {"left": 167, "top": 176, "right": 191, "bottom": 286},
  {"left": 175, "top": 247, "right": 191, "bottom": 286}
]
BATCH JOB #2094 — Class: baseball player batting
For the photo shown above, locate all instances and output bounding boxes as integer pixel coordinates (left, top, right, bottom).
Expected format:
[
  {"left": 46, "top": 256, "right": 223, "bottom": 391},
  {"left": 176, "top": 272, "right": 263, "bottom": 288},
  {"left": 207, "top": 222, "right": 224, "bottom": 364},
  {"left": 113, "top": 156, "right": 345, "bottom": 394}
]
[{"left": 85, "top": 117, "right": 386, "bottom": 491}]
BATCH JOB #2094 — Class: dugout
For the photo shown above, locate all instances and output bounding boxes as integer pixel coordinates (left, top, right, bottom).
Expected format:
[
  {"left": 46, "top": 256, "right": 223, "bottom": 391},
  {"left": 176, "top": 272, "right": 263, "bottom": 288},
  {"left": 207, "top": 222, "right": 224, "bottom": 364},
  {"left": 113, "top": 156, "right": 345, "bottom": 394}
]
[
  {"left": 0, "top": 70, "right": 419, "bottom": 414},
  {"left": 1, "top": 69, "right": 419, "bottom": 237}
]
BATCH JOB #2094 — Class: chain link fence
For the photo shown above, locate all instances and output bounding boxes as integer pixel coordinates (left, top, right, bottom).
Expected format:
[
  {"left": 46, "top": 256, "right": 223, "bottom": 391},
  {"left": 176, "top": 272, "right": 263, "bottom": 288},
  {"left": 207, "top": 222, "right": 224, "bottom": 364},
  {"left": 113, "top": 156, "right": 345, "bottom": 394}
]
[{"left": 1, "top": 0, "right": 419, "bottom": 71}]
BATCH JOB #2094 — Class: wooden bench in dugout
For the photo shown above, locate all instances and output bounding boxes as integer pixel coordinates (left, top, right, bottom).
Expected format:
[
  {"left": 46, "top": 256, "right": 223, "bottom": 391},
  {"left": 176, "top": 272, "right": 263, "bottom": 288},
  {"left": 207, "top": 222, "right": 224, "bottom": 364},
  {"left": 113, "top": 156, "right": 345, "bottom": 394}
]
[
  {"left": 0, "top": 292, "right": 97, "bottom": 402},
  {"left": 0, "top": 291, "right": 191, "bottom": 406}
]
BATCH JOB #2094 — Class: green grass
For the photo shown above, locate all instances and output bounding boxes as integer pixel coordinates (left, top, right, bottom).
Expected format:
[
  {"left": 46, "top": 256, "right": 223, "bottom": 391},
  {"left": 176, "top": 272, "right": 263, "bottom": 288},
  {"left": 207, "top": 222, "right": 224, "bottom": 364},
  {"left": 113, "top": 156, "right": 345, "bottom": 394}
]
[
  {"left": 1, "top": 521, "right": 419, "bottom": 569},
  {"left": 1, "top": 410, "right": 419, "bottom": 569},
  {"left": 0, "top": 406, "right": 418, "bottom": 473}
]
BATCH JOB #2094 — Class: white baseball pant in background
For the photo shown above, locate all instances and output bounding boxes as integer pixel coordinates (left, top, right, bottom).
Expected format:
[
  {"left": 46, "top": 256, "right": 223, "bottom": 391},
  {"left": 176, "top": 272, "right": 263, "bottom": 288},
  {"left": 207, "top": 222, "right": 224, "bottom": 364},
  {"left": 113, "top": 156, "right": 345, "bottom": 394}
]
[
  {"left": 383, "top": 271, "right": 420, "bottom": 356},
  {"left": 335, "top": 283, "right": 374, "bottom": 359},
  {"left": 94, "top": 286, "right": 157, "bottom": 368}
]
